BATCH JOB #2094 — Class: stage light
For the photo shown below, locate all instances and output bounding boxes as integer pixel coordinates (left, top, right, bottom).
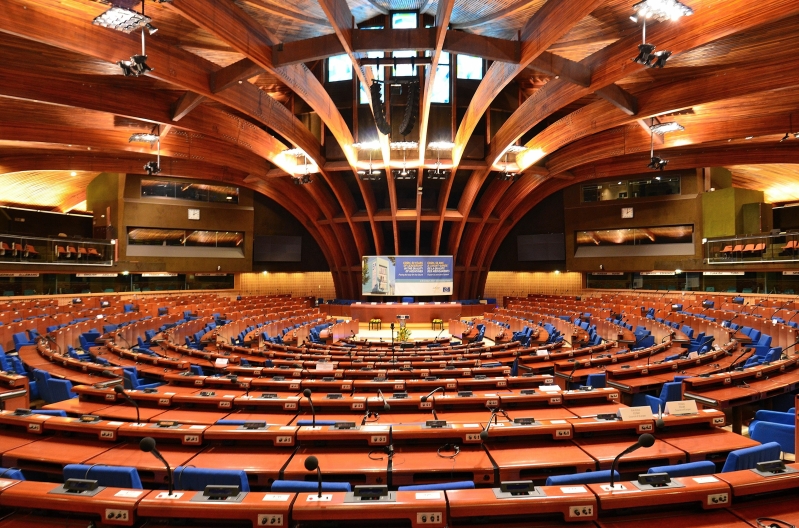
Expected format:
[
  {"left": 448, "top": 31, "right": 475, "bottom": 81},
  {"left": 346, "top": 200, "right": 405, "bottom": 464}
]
[
  {"left": 358, "top": 169, "right": 382, "bottom": 181},
  {"left": 354, "top": 141, "right": 382, "bottom": 181},
  {"left": 93, "top": 7, "right": 151, "bottom": 33},
  {"left": 390, "top": 141, "right": 419, "bottom": 151},
  {"left": 292, "top": 174, "right": 312, "bottom": 185},
  {"left": 427, "top": 141, "right": 454, "bottom": 151},
  {"left": 649, "top": 50, "right": 672, "bottom": 68},
  {"left": 633, "top": 43, "right": 657, "bottom": 65},
  {"left": 426, "top": 168, "right": 449, "bottom": 180},
  {"left": 145, "top": 23, "right": 158, "bottom": 35},
  {"left": 144, "top": 161, "right": 161, "bottom": 175},
  {"left": 649, "top": 121, "right": 684, "bottom": 134},
  {"left": 392, "top": 168, "right": 417, "bottom": 180},
  {"left": 647, "top": 156, "right": 668, "bottom": 171},
  {"left": 118, "top": 55, "right": 152, "bottom": 77}
]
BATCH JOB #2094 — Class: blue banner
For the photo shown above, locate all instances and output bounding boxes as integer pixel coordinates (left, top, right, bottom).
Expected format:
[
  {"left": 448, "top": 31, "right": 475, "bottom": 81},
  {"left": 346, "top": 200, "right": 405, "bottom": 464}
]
[{"left": 362, "top": 256, "right": 453, "bottom": 296}]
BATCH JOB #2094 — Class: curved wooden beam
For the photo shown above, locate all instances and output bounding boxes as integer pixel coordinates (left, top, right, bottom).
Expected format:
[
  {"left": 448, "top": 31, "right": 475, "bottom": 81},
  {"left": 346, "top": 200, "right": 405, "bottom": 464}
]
[
  {"left": 437, "top": 0, "right": 604, "bottom": 256},
  {"left": 168, "top": 0, "right": 378, "bottom": 258},
  {"left": 452, "top": 0, "right": 541, "bottom": 29},
  {"left": 453, "top": 0, "right": 799, "bottom": 280}
]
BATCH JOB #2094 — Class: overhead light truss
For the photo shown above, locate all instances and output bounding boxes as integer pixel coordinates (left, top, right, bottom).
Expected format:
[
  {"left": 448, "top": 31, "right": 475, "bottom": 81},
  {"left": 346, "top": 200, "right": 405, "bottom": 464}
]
[
  {"left": 93, "top": 7, "right": 151, "bottom": 33},
  {"left": 649, "top": 121, "right": 684, "bottom": 134},
  {"left": 632, "top": 0, "right": 693, "bottom": 22}
]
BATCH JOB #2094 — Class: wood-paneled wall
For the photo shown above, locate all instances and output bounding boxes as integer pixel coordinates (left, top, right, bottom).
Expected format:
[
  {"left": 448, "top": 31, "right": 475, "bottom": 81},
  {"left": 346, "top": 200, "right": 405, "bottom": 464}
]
[
  {"left": 237, "top": 272, "right": 336, "bottom": 300},
  {"left": 484, "top": 271, "right": 582, "bottom": 305}
]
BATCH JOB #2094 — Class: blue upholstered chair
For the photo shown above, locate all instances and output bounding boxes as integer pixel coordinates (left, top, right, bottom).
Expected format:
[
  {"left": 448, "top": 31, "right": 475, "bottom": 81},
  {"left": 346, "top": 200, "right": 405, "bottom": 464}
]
[
  {"left": 174, "top": 466, "right": 249, "bottom": 492},
  {"left": 63, "top": 464, "right": 142, "bottom": 488},
  {"left": 721, "top": 442, "right": 783, "bottom": 472},
  {"left": 47, "top": 378, "right": 77, "bottom": 402},
  {"left": 647, "top": 461, "right": 716, "bottom": 478},
  {"left": 271, "top": 480, "right": 351, "bottom": 492},
  {"left": 545, "top": 470, "right": 619, "bottom": 486},
  {"left": 632, "top": 382, "right": 682, "bottom": 414},
  {"left": 0, "top": 468, "right": 25, "bottom": 480}
]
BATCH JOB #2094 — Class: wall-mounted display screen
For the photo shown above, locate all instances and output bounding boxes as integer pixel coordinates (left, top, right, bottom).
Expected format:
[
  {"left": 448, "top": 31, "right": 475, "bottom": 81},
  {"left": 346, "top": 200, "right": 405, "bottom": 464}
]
[{"left": 361, "top": 255, "right": 453, "bottom": 296}]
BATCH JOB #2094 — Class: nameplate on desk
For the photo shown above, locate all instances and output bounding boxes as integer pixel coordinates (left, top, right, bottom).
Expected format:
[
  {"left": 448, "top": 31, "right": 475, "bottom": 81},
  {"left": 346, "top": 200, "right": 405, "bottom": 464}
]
[
  {"left": 536, "top": 350, "right": 548, "bottom": 356},
  {"left": 114, "top": 490, "right": 144, "bottom": 498},
  {"left": 559, "top": 486, "right": 588, "bottom": 494},
  {"left": 665, "top": 400, "right": 698, "bottom": 416},
  {"left": 156, "top": 492, "right": 184, "bottom": 499},
  {"left": 306, "top": 494, "right": 332, "bottom": 502},
  {"left": 618, "top": 406, "right": 653, "bottom": 421},
  {"left": 263, "top": 493, "right": 291, "bottom": 501},
  {"left": 415, "top": 491, "right": 441, "bottom": 500}
]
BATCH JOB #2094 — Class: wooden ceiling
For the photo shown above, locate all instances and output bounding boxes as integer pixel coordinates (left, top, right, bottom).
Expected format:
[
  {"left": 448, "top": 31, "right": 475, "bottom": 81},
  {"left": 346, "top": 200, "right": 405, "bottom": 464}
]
[{"left": 0, "top": 0, "right": 798, "bottom": 298}]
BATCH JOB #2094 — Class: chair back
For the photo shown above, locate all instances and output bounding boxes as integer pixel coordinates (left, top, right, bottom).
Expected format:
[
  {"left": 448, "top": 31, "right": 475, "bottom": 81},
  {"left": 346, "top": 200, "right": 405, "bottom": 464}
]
[
  {"left": 64, "top": 464, "right": 142, "bottom": 488},
  {"left": 545, "top": 470, "right": 619, "bottom": 486},
  {"left": 174, "top": 466, "right": 249, "bottom": 492},
  {"left": 271, "top": 480, "right": 351, "bottom": 492},
  {"left": 647, "top": 461, "right": 715, "bottom": 478},
  {"left": 721, "top": 442, "right": 782, "bottom": 472},
  {"left": 398, "top": 481, "right": 474, "bottom": 491}
]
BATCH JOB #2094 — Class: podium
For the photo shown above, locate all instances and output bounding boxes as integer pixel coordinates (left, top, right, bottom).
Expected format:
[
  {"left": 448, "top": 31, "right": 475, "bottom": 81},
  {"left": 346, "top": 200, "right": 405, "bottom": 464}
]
[{"left": 396, "top": 314, "right": 410, "bottom": 328}]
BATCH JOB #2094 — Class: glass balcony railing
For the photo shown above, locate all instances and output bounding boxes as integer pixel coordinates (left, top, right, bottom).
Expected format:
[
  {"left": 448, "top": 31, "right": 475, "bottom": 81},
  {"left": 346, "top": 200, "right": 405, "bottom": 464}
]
[
  {"left": 0, "top": 234, "right": 114, "bottom": 266},
  {"left": 705, "top": 232, "right": 799, "bottom": 264}
]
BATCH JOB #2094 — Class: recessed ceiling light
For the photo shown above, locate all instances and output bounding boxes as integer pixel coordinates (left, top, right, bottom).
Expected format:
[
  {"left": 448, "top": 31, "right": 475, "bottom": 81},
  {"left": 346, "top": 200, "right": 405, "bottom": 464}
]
[
  {"left": 745, "top": 136, "right": 754, "bottom": 140},
  {"left": 70, "top": 171, "right": 77, "bottom": 177}
]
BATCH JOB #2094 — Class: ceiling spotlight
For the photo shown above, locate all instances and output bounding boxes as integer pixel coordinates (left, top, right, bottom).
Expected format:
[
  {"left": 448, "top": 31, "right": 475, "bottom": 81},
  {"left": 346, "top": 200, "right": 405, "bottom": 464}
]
[
  {"left": 129, "top": 133, "right": 160, "bottom": 143},
  {"left": 649, "top": 50, "right": 672, "bottom": 68},
  {"left": 358, "top": 169, "right": 382, "bottom": 181},
  {"left": 503, "top": 145, "right": 528, "bottom": 155},
  {"left": 745, "top": 136, "right": 754, "bottom": 140},
  {"left": 118, "top": 55, "right": 153, "bottom": 77},
  {"left": 497, "top": 171, "right": 517, "bottom": 182},
  {"left": 392, "top": 168, "right": 417, "bottom": 180},
  {"left": 634, "top": 43, "right": 656, "bottom": 65},
  {"left": 70, "top": 171, "right": 77, "bottom": 177},
  {"left": 632, "top": 0, "right": 693, "bottom": 22},
  {"left": 292, "top": 174, "right": 312, "bottom": 185},
  {"left": 145, "top": 23, "right": 158, "bottom": 35},
  {"left": 144, "top": 161, "right": 161, "bottom": 175},
  {"left": 647, "top": 156, "right": 668, "bottom": 171},
  {"left": 352, "top": 141, "right": 380, "bottom": 151},
  {"left": 426, "top": 168, "right": 449, "bottom": 181},
  {"left": 649, "top": 121, "right": 684, "bottom": 134},
  {"left": 93, "top": 7, "right": 151, "bottom": 33},
  {"left": 390, "top": 141, "right": 419, "bottom": 151},
  {"left": 427, "top": 141, "right": 455, "bottom": 151}
]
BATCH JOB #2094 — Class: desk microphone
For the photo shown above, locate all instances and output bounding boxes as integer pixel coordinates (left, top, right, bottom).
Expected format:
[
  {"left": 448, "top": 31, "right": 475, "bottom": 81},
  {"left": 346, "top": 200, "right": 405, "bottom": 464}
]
[
  {"left": 479, "top": 408, "right": 510, "bottom": 442},
  {"left": 780, "top": 339, "right": 799, "bottom": 359},
  {"left": 377, "top": 389, "right": 390, "bottom": 410},
  {"left": 771, "top": 300, "right": 794, "bottom": 320},
  {"left": 302, "top": 389, "right": 316, "bottom": 426},
  {"left": 421, "top": 387, "right": 445, "bottom": 420},
  {"left": 304, "top": 455, "right": 322, "bottom": 497},
  {"left": 140, "top": 437, "right": 174, "bottom": 496},
  {"left": 728, "top": 347, "right": 754, "bottom": 371},
  {"left": 566, "top": 360, "right": 579, "bottom": 387},
  {"left": 114, "top": 385, "right": 140, "bottom": 424},
  {"left": 608, "top": 433, "right": 655, "bottom": 489}
]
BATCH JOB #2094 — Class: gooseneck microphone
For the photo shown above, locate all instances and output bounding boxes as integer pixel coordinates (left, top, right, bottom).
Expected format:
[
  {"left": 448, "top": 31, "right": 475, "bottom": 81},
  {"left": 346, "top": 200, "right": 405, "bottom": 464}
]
[
  {"left": 114, "top": 384, "right": 140, "bottom": 425},
  {"left": 728, "top": 347, "right": 754, "bottom": 372},
  {"left": 479, "top": 407, "right": 509, "bottom": 442},
  {"left": 140, "top": 437, "right": 174, "bottom": 496},
  {"left": 304, "top": 455, "right": 322, "bottom": 497},
  {"left": 421, "top": 387, "right": 445, "bottom": 420},
  {"left": 377, "top": 389, "right": 390, "bottom": 411},
  {"left": 303, "top": 388, "right": 316, "bottom": 426},
  {"left": 608, "top": 433, "right": 655, "bottom": 489}
]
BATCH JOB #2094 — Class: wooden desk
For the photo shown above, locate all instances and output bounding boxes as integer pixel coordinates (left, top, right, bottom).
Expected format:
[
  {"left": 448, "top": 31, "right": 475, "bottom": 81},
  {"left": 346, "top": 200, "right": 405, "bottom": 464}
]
[
  {"left": 730, "top": 493, "right": 799, "bottom": 525},
  {"left": 0, "top": 480, "right": 143, "bottom": 527},
  {"left": 183, "top": 445, "right": 293, "bottom": 486},
  {"left": 138, "top": 489, "right": 294, "bottom": 527},
  {"left": 347, "top": 303, "right": 466, "bottom": 323},
  {"left": 683, "top": 385, "right": 761, "bottom": 433},
  {"left": 146, "top": 408, "right": 232, "bottom": 425},
  {"left": 3, "top": 437, "right": 115, "bottom": 476},
  {"left": 83, "top": 442, "right": 201, "bottom": 485},
  {"left": 447, "top": 486, "right": 597, "bottom": 526},
  {"left": 596, "top": 509, "right": 751, "bottom": 527},
  {"left": 0, "top": 513, "right": 106, "bottom": 528},
  {"left": 588, "top": 473, "right": 732, "bottom": 512},
  {"left": 390, "top": 444, "right": 494, "bottom": 487},
  {"left": 716, "top": 462, "right": 799, "bottom": 497},
  {"left": 282, "top": 446, "right": 387, "bottom": 486},
  {"left": 486, "top": 440, "right": 597, "bottom": 484},
  {"left": 0, "top": 431, "right": 41, "bottom": 456},
  {"left": 291, "top": 489, "right": 447, "bottom": 528},
  {"left": 657, "top": 428, "right": 759, "bottom": 468},
  {"left": 572, "top": 436, "right": 685, "bottom": 474}
]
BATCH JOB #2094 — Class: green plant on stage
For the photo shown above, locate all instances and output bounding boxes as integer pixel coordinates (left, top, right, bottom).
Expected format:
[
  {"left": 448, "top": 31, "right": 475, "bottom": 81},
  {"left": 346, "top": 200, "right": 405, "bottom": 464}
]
[{"left": 397, "top": 326, "right": 412, "bottom": 342}]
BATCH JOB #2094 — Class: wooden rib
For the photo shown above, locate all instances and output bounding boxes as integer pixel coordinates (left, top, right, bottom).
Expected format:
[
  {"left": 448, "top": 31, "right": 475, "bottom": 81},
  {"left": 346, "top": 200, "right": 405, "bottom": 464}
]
[
  {"left": 0, "top": 1, "right": 314, "bottom": 171},
  {"left": 273, "top": 28, "right": 519, "bottom": 67},
  {"left": 453, "top": 0, "right": 542, "bottom": 28},
  {"left": 595, "top": 84, "right": 637, "bottom": 116},
  {"left": 416, "top": 0, "right": 455, "bottom": 255},
  {"left": 210, "top": 58, "right": 266, "bottom": 93},
  {"left": 440, "top": 0, "right": 605, "bottom": 257},
  {"left": 167, "top": 0, "right": 375, "bottom": 257},
  {"left": 171, "top": 91, "right": 205, "bottom": 121},
  {"left": 316, "top": 0, "right": 394, "bottom": 253},
  {"left": 458, "top": 0, "right": 799, "bottom": 280},
  {"left": 527, "top": 51, "right": 591, "bottom": 87},
  {"left": 0, "top": 64, "right": 285, "bottom": 177},
  {"left": 245, "top": 0, "right": 330, "bottom": 26}
]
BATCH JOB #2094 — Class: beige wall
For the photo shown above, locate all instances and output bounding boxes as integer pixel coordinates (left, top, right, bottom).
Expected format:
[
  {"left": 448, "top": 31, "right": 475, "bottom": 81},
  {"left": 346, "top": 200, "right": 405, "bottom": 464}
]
[
  {"left": 484, "top": 271, "right": 583, "bottom": 302},
  {"left": 238, "top": 272, "right": 336, "bottom": 299}
]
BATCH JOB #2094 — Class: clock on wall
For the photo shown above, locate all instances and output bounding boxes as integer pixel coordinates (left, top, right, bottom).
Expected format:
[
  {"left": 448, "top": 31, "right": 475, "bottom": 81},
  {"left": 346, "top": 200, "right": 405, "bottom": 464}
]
[
  {"left": 188, "top": 208, "right": 200, "bottom": 220},
  {"left": 621, "top": 207, "right": 634, "bottom": 219}
]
